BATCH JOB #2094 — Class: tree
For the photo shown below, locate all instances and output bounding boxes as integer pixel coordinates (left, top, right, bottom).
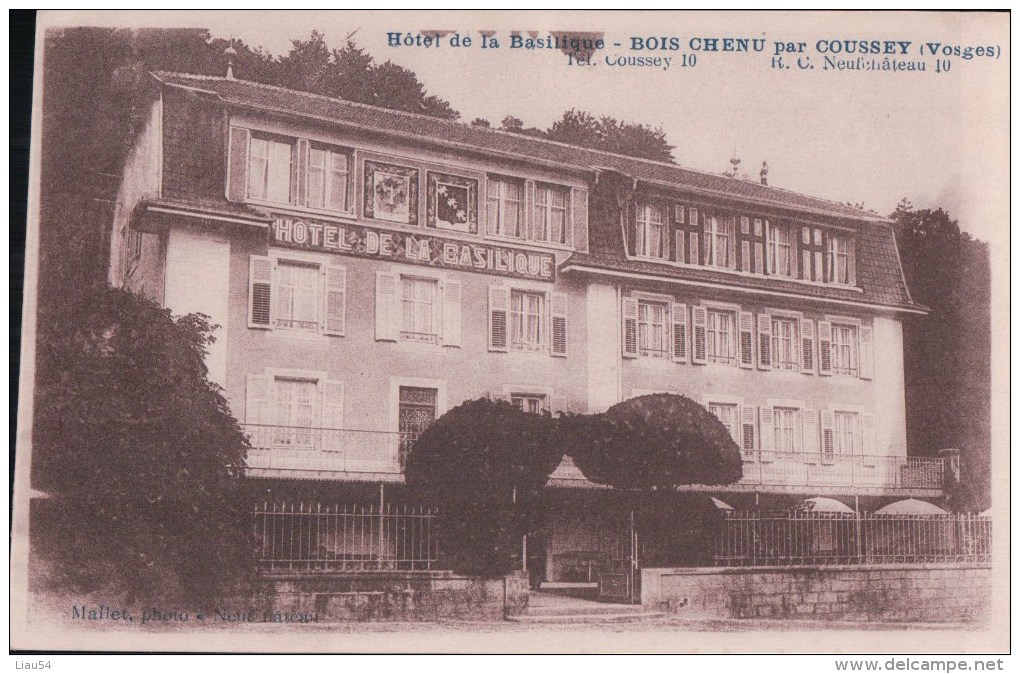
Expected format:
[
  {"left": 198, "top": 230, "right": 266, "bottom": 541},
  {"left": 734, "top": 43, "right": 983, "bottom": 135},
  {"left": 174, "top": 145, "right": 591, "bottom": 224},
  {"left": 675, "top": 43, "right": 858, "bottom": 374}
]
[
  {"left": 564, "top": 394, "right": 743, "bottom": 490},
  {"left": 405, "top": 399, "right": 563, "bottom": 576},
  {"left": 892, "top": 201, "right": 991, "bottom": 511},
  {"left": 546, "top": 108, "right": 676, "bottom": 163},
  {"left": 31, "top": 288, "right": 254, "bottom": 604}
]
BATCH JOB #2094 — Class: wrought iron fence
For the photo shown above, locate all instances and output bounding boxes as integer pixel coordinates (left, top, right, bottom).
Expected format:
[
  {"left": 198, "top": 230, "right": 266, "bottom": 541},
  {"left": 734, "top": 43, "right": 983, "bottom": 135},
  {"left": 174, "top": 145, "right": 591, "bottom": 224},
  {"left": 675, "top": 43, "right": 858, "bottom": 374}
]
[
  {"left": 715, "top": 510, "right": 991, "bottom": 566},
  {"left": 254, "top": 501, "right": 441, "bottom": 573},
  {"left": 244, "top": 424, "right": 417, "bottom": 474}
]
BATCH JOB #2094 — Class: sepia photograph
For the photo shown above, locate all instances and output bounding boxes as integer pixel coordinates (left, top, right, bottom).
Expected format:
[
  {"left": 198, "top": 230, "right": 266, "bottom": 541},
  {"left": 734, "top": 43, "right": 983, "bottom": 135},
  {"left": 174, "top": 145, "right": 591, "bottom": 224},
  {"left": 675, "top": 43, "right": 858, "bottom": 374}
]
[{"left": 9, "top": 9, "right": 1009, "bottom": 656}]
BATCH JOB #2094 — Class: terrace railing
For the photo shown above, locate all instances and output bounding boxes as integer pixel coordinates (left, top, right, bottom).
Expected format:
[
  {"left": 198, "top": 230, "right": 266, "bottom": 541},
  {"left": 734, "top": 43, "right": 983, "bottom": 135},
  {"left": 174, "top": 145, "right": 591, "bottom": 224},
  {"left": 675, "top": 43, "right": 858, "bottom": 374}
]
[
  {"left": 243, "top": 424, "right": 416, "bottom": 475},
  {"left": 737, "top": 451, "right": 945, "bottom": 491}
]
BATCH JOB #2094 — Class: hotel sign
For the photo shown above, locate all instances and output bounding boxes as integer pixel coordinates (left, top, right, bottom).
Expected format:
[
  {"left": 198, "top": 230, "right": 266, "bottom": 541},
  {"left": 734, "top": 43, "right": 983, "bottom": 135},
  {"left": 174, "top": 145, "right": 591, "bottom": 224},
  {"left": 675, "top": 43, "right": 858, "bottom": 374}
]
[{"left": 270, "top": 216, "right": 556, "bottom": 282}]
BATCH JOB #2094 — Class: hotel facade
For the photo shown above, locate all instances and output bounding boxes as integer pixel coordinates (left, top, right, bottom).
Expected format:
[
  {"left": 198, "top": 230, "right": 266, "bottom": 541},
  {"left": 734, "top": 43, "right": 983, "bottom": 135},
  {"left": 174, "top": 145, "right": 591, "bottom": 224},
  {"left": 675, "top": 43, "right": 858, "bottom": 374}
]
[{"left": 106, "top": 70, "right": 948, "bottom": 596}]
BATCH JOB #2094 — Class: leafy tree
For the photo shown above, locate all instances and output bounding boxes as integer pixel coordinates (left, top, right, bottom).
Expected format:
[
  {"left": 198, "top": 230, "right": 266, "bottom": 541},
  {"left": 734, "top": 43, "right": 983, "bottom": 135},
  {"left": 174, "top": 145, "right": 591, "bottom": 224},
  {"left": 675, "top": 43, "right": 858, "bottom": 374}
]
[
  {"left": 32, "top": 289, "right": 253, "bottom": 604},
  {"left": 892, "top": 201, "right": 991, "bottom": 511},
  {"left": 564, "top": 394, "right": 743, "bottom": 490},
  {"left": 546, "top": 108, "right": 676, "bottom": 163},
  {"left": 405, "top": 399, "right": 563, "bottom": 576}
]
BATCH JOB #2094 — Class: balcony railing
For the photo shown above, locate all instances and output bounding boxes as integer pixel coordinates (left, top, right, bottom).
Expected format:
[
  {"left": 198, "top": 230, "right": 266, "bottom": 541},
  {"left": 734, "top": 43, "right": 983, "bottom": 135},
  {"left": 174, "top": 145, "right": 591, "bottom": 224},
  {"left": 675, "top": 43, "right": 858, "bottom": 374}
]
[
  {"left": 244, "top": 424, "right": 415, "bottom": 475},
  {"left": 737, "top": 451, "right": 945, "bottom": 491},
  {"left": 245, "top": 425, "right": 945, "bottom": 492}
]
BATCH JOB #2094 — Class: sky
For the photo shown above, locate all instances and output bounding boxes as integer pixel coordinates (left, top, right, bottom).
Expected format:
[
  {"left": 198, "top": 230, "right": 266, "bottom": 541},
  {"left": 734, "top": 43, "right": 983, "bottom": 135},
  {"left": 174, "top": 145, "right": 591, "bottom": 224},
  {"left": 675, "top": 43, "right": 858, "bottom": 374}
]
[{"left": 44, "top": 10, "right": 1009, "bottom": 246}]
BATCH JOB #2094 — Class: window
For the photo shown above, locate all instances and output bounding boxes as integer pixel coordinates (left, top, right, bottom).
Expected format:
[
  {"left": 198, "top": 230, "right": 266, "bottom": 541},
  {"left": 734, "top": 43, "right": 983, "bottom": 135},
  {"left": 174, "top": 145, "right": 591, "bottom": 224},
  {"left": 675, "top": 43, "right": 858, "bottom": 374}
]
[
  {"left": 249, "top": 256, "right": 346, "bottom": 335},
  {"left": 709, "top": 403, "right": 740, "bottom": 444},
  {"left": 510, "top": 290, "right": 544, "bottom": 351},
  {"left": 400, "top": 277, "right": 439, "bottom": 343},
  {"left": 706, "top": 308, "right": 736, "bottom": 364},
  {"left": 276, "top": 261, "right": 320, "bottom": 331},
  {"left": 827, "top": 234, "right": 851, "bottom": 284},
  {"left": 398, "top": 386, "right": 437, "bottom": 456},
  {"left": 635, "top": 202, "right": 666, "bottom": 259},
  {"left": 534, "top": 184, "right": 568, "bottom": 244},
  {"left": 833, "top": 411, "right": 861, "bottom": 456},
  {"left": 307, "top": 145, "right": 350, "bottom": 212},
  {"left": 512, "top": 394, "right": 547, "bottom": 414},
  {"left": 831, "top": 323, "right": 859, "bottom": 376},
  {"left": 637, "top": 300, "right": 669, "bottom": 359},
  {"left": 272, "top": 378, "right": 316, "bottom": 447},
  {"left": 768, "top": 223, "right": 794, "bottom": 277},
  {"left": 248, "top": 136, "right": 293, "bottom": 203},
  {"left": 771, "top": 317, "right": 800, "bottom": 371},
  {"left": 487, "top": 177, "right": 524, "bottom": 237},
  {"left": 704, "top": 216, "right": 734, "bottom": 268},
  {"left": 773, "top": 407, "right": 802, "bottom": 453}
]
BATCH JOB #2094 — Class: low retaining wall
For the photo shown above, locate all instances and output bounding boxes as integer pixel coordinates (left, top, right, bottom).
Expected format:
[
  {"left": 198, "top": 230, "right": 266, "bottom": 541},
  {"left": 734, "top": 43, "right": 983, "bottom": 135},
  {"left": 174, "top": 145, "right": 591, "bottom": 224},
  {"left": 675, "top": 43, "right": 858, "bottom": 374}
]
[
  {"left": 262, "top": 570, "right": 528, "bottom": 621},
  {"left": 642, "top": 564, "right": 990, "bottom": 622}
]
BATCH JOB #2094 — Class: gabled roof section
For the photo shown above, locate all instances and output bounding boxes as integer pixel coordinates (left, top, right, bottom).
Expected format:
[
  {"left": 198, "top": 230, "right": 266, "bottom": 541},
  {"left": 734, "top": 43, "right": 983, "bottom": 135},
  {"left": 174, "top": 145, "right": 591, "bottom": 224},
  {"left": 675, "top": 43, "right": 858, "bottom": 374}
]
[{"left": 152, "top": 71, "right": 890, "bottom": 225}]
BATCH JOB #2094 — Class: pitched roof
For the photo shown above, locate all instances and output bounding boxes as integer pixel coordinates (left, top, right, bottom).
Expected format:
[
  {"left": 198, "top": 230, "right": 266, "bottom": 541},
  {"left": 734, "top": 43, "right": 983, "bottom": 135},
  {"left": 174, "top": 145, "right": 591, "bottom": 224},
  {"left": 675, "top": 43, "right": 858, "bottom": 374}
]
[
  {"left": 152, "top": 71, "right": 890, "bottom": 225},
  {"left": 562, "top": 220, "right": 921, "bottom": 312}
]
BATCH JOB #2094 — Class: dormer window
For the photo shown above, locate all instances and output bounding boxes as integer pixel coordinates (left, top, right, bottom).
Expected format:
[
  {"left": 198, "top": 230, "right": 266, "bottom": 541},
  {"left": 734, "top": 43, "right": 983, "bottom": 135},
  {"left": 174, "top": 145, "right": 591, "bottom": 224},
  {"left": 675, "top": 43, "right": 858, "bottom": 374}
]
[
  {"left": 827, "top": 234, "right": 852, "bottom": 285},
  {"left": 248, "top": 135, "right": 293, "bottom": 204},
  {"left": 704, "top": 215, "right": 735, "bottom": 269},
  {"left": 307, "top": 145, "right": 351, "bottom": 212},
  {"left": 635, "top": 202, "right": 667, "bottom": 259},
  {"left": 767, "top": 223, "right": 794, "bottom": 277}
]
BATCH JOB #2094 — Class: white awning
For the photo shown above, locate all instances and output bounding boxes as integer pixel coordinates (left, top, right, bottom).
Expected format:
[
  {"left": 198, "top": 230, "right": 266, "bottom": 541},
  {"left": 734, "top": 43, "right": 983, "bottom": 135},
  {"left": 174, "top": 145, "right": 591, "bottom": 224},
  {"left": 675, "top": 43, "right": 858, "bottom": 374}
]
[{"left": 875, "top": 499, "right": 948, "bottom": 515}]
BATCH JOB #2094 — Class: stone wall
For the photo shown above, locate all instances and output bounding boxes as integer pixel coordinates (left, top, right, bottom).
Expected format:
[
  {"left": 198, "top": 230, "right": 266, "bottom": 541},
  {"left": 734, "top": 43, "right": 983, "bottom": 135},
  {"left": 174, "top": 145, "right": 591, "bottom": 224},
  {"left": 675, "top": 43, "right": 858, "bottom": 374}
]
[
  {"left": 642, "top": 564, "right": 989, "bottom": 622},
  {"left": 262, "top": 570, "right": 528, "bottom": 622}
]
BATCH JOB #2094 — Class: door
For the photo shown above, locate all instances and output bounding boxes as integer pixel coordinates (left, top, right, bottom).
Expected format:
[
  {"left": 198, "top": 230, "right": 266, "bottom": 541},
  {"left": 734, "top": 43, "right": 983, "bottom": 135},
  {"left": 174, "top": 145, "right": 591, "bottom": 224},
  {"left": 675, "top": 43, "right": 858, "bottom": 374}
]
[{"left": 597, "top": 511, "right": 640, "bottom": 604}]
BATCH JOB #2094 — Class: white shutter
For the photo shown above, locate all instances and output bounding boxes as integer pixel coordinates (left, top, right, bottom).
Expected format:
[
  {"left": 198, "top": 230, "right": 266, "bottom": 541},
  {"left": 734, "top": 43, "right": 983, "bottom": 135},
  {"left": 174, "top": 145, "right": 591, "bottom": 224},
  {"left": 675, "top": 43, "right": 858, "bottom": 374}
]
[
  {"left": 759, "top": 406, "right": 775, "bottom": 454},
  {"left": 862, "top": 413, "right": 876, "bottom": 456},
  {"left": 675, "top": 230, "right": 686, "bottom": 264},
  {"left": 691, "top": 305, "right": 707, "bottom": 364},
  {"left": 245, "top": 374, "right": 272, "bottom": 450},
  {"left": 800, "top": 318, "right": 816, "bottom": 374},
  {"left": 738, "top": 311, "right": 754, "bottom": 369},
  {"left": 550, "top": 292, "right": 568, "bottom": 357},
  {"left": 818, "top": 321, "right": 833, "bottom": 375},
  {"left": 323, "top": 265, "right": 347, "bottom": 336},
  {"left": 671, "top": 303, "right": 688, "bottom": 363},
  {"left": 321, "top": 380, "right": 344, "bottom": 452},
  {"left": 375, "top": 272, "right": 399, "bottom": 342},
  {"left": 622, "top": 297, "right": 639, "bottom": 358},
  {"left": 727, "top": 217, "right": 737, "bottom": 270},
  {"left": 859, "top": 325, "right": 874, "bottom": 379},
  {"left": 820, "top": 410, "right": 835, "bottom": 462},
  {"left": 848, "top": 240, "right": 857, "bottom": 286},
  {"left": 248, "top": 255, "right": 273, "bottom": 329},
  {"left": 740, "top": 404, "right": 757, "bottom": 455},
  {"left": 689, "top": 232, "right": 700, "bottom": 265},
  {"left": 488, "top": 285, "right": 511, "bottom": 352},
  {"left": 803, "top": 408, "right": 819, "bottom": 455},
  {"left": 442, "top": 279, "right": 463, "bottom": 348},
  {"left": 757, "top": 313, "right": 772, "bottom": 370}
]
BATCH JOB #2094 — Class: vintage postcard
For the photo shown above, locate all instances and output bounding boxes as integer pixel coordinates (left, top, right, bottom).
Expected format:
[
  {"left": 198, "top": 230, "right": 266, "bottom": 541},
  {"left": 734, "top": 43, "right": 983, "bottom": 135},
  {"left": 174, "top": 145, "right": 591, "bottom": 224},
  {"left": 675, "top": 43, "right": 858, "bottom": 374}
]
[{"left": 11, "top": 10, "right": 1009, "bottom": 655}]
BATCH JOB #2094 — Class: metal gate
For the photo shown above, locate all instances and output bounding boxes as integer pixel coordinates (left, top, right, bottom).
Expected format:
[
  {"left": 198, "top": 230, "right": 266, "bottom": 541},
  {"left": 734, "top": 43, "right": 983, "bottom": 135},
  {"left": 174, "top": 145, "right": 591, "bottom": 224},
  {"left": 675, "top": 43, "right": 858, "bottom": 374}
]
[{"left": 597, "top": 511, "right": 639, "bottom": 603}]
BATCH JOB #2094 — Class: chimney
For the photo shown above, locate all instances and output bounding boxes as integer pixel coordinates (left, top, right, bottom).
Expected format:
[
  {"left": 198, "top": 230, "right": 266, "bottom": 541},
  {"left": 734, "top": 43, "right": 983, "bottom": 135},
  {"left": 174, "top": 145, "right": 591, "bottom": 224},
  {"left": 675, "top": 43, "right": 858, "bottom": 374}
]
[
  {"left": 760, "top": 161, "right": 769, "bottom": 186},
  {"left": 224, "top": 46, "right": 238, "bottom": 80}
]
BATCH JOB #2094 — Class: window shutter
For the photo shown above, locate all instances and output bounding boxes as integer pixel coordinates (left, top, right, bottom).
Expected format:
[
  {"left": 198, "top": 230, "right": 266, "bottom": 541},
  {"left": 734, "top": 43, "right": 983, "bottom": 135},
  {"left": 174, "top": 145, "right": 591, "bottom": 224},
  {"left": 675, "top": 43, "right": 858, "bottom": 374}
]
[
  {"left": 245, "top": 374, "right": 272, "bottom": 451},
  {"left": 525, "top": 180, "right": 537, "bottom": 241},
  {"left": 738, "top": 311, "right": 754, "bottom": 369},
  {"left": 753, "top": 219, "right": 765, "bottom": 274},
  {"left": 759, "top": 406, "right": 775, "bottom": 453},
  {"left": 226, "top": 126, "right": 250, "bottom": 202},
  {"left": 570, "top": 187, "right": 587, "bottom": 251},
  {"left": 820, "top": 410, "right": 835, "bottom": 461},
  {"left": 862, "top": 413, "right": 876, "bottom": 455},
  {"left": 757, "top": 313, "right": 772, "bottom": 370},
  {"left": 295, "top": 138, "right": 309, "bottom": 207},
  {"left": 800, "top": 318, "right": 816, "bottom": 373},
  {"left": 321, "top": 380, "right": 345, "bottom": 452},
  {"left": 741, "top": 404, "right": 757, "bottom": 454},
  {"left": 691, "top": 305, "right": 708, "bottom": 364},
  {"left": 848, "top": 238, "right": 858, "bottom": 286},
  {"left": 624, "top": 203, "right": 637, "bottom": 257},
  {"left": 248, "top": 255, "right": 273, "bottom": 329},
  {"left": 803, "top": 408, "right": 819, "bottom": 455},
  {"left": 818, "top": 320, "right": 833, "bottom": 375},
  {"left": 442, "top": 280, "right": 463, "bottom": 348},
  {"left": 675, "top": 230, "right": 686, "bottom": 264},
  {"left": 671, "top": 303, "right": 688, "bottom": 363},
  {"left": 727, "top": 217, "right": 737, "bottom": 270},
  {"left": 859, "top": 325, "right": 874, "bottom": 379},
  {"left": 488, "top": 285, "right": 510, "bottom": 352},
  {"left": 323, "top": 265, "right": 347, "bottom": 336},
  {"left": 621, "top": 297, "right": 639, "bottom": 358},
  {"left": 689, "top": 232, "right": 700, "bottom": 265},
  {"left": 375, "top": 272, "right": 399, "bottom": 342},
  {"left": 550, "top": 292, "right": 568, "bottom": 357}
]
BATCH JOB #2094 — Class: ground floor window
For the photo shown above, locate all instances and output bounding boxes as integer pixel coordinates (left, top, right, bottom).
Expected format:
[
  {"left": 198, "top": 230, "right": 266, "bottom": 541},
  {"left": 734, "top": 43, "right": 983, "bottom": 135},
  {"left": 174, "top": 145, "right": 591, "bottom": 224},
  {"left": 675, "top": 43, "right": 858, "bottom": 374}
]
[
  {"left": 511, "top": 393, "right": 547, "bottom": 414},
  {"left": 773, "top": 406, "right": 802, "bottom": 453},
  {"left": 399, "top": 386, "right": 438, "bottom": 454},
  {"left": 708, "top": 402, "right": 740, "bottom": 444}
]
